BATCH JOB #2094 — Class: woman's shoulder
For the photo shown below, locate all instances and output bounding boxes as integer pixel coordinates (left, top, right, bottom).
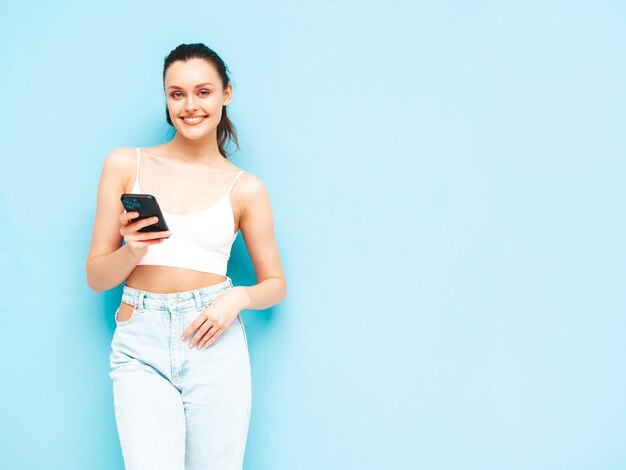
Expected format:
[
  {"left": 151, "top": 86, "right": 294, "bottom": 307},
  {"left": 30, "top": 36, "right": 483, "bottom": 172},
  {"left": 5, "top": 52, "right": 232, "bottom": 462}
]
[
  {"left": 234, "top": 170, "right": 270, "bottom": 201},
  {"left": 102, "top": 146, "right": 136, "bottom": 171},
  {"left": 99, "top": 147, "right": 137, "bottom": 191}
]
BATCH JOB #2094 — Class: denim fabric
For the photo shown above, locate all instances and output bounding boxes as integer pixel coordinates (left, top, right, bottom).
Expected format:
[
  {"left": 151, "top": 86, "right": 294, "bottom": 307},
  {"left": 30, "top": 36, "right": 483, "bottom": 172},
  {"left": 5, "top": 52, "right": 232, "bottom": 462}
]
[{"left": 109, "top": 277, "right": 251, "bottom": 470}]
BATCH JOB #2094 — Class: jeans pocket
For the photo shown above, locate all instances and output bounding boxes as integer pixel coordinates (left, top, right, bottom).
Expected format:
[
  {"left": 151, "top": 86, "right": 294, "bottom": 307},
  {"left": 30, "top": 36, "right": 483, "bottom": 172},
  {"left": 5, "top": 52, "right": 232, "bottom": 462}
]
[{"left": 115, "top": 301, "right": 138, "bottom": 326}]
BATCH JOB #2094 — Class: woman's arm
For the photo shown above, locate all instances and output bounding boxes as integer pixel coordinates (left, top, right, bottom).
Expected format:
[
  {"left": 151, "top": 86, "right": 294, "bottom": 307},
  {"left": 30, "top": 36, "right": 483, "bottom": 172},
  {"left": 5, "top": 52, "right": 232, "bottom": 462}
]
[
  {"left": 85, "top": 148, "right": 166, "bottom": 292},
  {"left": 236, "top": 173, "right": 287, "bottom": 310},
  {"left": 179, "top": 172, "right": 287, "bottom": 348}
]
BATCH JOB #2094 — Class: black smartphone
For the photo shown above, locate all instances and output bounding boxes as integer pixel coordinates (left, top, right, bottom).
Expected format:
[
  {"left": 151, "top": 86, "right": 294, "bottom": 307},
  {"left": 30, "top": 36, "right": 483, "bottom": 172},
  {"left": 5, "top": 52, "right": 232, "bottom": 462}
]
[{"left": 120, "top": 194, "right": 170, "bottom": 235}]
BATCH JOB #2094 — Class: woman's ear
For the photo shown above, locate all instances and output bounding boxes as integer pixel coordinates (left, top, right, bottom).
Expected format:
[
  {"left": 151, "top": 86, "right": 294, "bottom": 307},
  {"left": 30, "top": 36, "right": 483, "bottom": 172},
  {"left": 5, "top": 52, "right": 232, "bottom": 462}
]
[{"left": 223, "top": 83, "right": 233, "bottom": 106}]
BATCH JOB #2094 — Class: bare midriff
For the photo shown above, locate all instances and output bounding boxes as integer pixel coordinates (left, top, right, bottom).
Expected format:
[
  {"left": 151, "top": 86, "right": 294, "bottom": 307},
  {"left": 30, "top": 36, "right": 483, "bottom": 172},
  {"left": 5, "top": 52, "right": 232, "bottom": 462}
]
[{"left": 125, "top": 265, "right": 227, "bottom": 293}]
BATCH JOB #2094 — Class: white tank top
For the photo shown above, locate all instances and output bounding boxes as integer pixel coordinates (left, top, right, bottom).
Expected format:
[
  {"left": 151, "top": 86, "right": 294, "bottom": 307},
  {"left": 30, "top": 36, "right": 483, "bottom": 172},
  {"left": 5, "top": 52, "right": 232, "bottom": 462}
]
[{"left": 131, "top": 147, "right": 245, "bottom": 276}]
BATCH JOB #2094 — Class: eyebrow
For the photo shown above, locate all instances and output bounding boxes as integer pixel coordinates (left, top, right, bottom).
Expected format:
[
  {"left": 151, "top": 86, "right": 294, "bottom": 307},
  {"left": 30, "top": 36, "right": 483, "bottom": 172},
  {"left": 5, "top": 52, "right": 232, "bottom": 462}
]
[{"left": 167, "top": 82, "right": 214, "bottom": 90}]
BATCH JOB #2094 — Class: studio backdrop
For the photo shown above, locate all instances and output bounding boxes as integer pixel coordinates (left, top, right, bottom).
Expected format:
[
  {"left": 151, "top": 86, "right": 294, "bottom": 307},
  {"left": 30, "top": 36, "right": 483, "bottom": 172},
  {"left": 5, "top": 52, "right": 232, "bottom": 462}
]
[{"left": 1, "top": 1, "right": 625, "bottom": 469}]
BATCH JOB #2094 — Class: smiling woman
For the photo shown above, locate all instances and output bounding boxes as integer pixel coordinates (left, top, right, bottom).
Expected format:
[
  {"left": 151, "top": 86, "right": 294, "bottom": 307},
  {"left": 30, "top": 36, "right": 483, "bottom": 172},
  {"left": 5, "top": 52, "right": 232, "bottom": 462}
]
[
  {"left": 85, "top": 43, "right": 287, "bottom": 470},
  {"left": 163, "top": 53, "right": 239, "bottom": 160}
]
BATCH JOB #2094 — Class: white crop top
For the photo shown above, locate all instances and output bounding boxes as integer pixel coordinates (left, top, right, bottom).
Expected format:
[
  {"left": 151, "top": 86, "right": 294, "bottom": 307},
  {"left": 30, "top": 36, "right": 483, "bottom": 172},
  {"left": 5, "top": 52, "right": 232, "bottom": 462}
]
[{"left": 131, "top": 147, "right": 245, "bottom": 276}]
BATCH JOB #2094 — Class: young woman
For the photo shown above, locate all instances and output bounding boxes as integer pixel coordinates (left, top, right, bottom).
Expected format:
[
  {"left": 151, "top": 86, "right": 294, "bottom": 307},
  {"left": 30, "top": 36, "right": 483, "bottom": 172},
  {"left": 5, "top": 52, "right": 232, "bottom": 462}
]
[{"left": 86, "top": 43, "right": 287, "bottom": 470}]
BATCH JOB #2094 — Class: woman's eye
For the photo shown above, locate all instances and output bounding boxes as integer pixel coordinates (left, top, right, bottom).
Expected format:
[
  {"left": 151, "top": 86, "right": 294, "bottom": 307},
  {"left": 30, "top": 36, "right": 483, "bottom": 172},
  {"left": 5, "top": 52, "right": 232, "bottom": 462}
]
[{"left": 170, "top": 91, "right": 209, "bottom": 98}]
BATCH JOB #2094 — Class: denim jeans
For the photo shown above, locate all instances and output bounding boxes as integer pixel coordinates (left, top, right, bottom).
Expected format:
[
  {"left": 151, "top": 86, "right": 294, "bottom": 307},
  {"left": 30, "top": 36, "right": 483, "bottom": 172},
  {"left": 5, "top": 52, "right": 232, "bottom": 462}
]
[{"left": 109, "top": 277, "right": 251, "bottom": 470}]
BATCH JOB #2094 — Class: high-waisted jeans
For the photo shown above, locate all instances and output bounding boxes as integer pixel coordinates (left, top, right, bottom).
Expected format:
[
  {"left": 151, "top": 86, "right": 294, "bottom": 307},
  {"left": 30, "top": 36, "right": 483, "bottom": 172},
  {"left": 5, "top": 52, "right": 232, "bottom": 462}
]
[{"left": 109, "top": 277, "right": 251, "bottom": 470}]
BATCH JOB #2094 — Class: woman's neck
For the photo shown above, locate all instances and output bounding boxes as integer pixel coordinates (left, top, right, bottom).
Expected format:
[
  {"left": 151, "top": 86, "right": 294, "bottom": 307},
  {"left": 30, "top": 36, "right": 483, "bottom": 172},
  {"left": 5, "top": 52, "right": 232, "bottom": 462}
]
[{"left": 166, "top": 132, "right": 224, "bottom": 164}]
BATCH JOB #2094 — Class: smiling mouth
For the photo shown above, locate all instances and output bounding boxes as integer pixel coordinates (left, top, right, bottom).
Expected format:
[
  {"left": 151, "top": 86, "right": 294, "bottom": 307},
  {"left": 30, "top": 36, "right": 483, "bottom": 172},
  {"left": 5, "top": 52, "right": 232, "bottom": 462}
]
[{"left": 181, "top": 116, "right": 207, "bottom": 124}]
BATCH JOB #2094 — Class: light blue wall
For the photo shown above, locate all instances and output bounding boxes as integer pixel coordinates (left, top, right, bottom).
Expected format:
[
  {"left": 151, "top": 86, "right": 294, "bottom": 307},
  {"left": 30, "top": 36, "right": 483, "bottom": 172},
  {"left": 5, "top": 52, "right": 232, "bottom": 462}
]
[{"left": 1, "top": 1, "right": 625, "bottom": 468}]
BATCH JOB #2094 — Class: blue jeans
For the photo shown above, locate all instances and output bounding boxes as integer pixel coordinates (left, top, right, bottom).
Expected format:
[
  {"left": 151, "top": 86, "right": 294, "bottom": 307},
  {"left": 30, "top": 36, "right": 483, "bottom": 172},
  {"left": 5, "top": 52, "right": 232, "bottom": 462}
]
[{"left": 109, "top": 277, "right": 251, "bottom": 470}]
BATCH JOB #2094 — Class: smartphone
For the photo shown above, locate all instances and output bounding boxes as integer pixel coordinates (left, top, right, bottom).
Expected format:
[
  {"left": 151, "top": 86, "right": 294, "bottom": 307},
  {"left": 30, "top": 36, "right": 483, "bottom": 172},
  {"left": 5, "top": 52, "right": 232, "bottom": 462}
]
[{"left": 120, "top": 194, "right": 170, "bottom": 235}]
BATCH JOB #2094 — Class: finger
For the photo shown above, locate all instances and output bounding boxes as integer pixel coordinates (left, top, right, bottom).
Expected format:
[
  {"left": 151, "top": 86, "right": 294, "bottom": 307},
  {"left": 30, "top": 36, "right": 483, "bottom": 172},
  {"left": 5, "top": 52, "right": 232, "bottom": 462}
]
[
  {"left": 182, "top": 313, "right": 207, "bottom": 342},
  {"left": 139, "top": 230, "right": 172, "bottom": 240},
  {"left": 120, "top": 227, "right": 152, "bottom": 240},
  {"left": 200, "top": 328, "right": 223, "bottom": 348},
  {"left": 197, "top": 315, "right": 226, "bottom": 347},
  {"left": 122, "top": 221, "right": 169, "bottom": 240},
  {"left": 134, "top": 230, "right": 171, "bottom": 241},
  {"left": 189, "top": 321, "right": 217, "bottom": 348},
  {"left": 122, "top": 216, "right": 159, "bottom": 233},
  {"left": 120, "top": 211, "right": 139, "bottom": 225},
  {"left": 134, "top": 238, "right": 165, "bottom": 246},
  {"left": 133, "top": 216, "right": 160, "bottom": 231}
]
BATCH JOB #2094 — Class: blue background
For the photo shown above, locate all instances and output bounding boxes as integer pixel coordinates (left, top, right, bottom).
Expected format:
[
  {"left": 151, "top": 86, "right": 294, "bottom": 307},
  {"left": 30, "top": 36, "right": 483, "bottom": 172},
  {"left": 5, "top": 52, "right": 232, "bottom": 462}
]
[{"left": 1, "top": 1, "right": 625, "bottom": 469}]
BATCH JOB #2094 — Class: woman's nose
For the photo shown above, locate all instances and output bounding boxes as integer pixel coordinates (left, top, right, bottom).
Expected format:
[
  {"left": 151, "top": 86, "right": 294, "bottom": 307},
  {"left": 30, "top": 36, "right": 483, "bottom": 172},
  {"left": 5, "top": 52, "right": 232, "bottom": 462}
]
[{"left": 185, "top": 96, "right": 198, "bottom": 111}]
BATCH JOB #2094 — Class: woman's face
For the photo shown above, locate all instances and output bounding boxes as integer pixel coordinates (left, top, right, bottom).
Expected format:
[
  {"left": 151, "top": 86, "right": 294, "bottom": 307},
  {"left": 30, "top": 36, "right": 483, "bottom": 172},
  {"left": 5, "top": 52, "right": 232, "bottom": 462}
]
[{"left": 164, "top": 58, "right": 232, "bottom": 139}]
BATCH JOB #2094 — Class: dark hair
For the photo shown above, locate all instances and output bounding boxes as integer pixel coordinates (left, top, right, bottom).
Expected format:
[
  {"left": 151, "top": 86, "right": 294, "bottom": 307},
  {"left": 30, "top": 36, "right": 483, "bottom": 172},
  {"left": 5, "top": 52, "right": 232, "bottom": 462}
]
[{"left": 163, "top": 43, "right": 240, "bottom": 158}]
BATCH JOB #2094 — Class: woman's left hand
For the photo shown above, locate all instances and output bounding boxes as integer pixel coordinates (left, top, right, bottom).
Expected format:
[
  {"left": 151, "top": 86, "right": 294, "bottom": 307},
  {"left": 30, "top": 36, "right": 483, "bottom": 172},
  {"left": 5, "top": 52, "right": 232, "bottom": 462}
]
[{"left": 182, "top": 287, "right": 249, "bottom": 349}]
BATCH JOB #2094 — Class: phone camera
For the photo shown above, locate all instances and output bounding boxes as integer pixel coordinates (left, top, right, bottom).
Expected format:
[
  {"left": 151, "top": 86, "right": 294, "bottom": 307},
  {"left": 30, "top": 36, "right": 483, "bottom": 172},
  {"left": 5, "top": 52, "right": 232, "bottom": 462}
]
[{"left": 122, "top": 198, "right": 142, "bottom": 211}]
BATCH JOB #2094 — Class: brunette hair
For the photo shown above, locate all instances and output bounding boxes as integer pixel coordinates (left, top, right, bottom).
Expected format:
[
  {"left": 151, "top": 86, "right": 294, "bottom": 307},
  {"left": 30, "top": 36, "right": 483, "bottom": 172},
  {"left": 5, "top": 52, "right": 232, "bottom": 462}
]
[{"left": 163, "top": 43, "right": 240, "bottom": 158}]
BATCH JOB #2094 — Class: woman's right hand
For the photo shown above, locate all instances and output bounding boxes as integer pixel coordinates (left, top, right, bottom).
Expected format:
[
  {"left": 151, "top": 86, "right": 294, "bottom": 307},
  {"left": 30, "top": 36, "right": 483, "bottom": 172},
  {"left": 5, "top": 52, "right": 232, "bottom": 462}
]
[{"left": 119, "top": 211, "right": 171, "bottom": 257}]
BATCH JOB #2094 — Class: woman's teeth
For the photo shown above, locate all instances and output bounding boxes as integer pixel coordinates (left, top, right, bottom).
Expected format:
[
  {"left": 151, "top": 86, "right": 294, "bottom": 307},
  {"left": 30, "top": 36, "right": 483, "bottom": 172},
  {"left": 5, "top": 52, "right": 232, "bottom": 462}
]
[{"left": 183, "top": 116, "right": 206, "bottom": 123}]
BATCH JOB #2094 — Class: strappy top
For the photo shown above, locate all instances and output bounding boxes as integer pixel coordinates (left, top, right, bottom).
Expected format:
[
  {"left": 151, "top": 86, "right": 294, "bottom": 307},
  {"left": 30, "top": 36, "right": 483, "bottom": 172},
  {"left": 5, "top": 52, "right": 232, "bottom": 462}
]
[{"left": 131, "top": 147, "right": 245, "bottom": 275}]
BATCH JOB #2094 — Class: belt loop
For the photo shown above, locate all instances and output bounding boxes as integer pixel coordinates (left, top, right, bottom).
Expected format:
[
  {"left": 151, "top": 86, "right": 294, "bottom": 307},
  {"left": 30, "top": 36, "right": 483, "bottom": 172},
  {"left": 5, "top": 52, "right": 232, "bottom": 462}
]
[
  {"left": 137, "top": 291, "right": 146, "bottom": 310},
  {"left": 192, "top": 290, "right": 202, "bottom": 310},
  {"left": 227, "top": 276, "right": 234, "bottom": 288}
]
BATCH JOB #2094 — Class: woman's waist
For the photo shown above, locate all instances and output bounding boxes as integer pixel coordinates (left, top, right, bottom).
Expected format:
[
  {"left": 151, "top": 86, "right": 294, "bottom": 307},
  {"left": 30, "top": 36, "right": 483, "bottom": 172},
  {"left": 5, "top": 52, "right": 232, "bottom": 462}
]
[{"left": 125, "top": 265, "right": 230, "bottom": 295}]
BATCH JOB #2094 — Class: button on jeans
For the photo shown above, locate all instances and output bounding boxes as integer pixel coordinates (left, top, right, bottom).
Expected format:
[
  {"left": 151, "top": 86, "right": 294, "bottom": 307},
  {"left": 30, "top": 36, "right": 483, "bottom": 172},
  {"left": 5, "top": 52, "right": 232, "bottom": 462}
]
[{"left": 109, "top": 277, "right": 251, "bottom": 470}]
